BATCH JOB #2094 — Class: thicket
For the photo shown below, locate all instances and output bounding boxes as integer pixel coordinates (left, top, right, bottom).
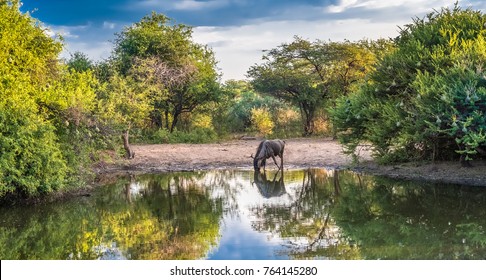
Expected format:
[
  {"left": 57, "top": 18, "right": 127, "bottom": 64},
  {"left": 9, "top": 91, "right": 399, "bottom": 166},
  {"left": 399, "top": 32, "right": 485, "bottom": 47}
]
[
  {"left": 0, "top": 1, "right": 101, "bottom": 199},
  {"left": 331, "top": 5, "right": 486, "bottom": 164},
  {"left": 209, "top": 80, "right": 303, "bottom": 139}
]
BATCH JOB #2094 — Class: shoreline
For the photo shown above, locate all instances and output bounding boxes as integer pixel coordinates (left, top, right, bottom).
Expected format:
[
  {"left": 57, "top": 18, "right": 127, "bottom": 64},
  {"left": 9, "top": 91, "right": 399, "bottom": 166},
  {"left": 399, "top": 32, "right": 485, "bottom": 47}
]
[
  {"left": 4, "top": 138, "right": 485, "bottom": 206},
  {"left": 95, "top": 138, "right": 486, "bottom": 187}
]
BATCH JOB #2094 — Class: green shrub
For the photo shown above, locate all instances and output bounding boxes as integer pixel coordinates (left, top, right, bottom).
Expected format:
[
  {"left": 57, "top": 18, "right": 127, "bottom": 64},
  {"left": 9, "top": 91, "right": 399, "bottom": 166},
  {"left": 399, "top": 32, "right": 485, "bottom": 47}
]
[
  {"left": 250, "top": 107, "right": 274, "bottom": 137},
  {"left": 0, "top": 99, "right": 67, "bottom": 198},
  {"left": 0, "top": 1, "right": 68, "bottom": 198},
  {"left": 148, "top": 127, "right": 218, "bottom": 144},
  {"left": 331, "top": 4, "right": 486, "bottom": 163}
]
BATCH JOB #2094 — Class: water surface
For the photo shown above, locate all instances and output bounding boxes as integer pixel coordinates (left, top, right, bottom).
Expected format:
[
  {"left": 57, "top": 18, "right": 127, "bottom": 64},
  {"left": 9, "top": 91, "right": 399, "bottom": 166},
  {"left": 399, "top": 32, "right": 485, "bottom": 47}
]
[{"left": 1, "top": 169, "right": 486, "bottom": 260}]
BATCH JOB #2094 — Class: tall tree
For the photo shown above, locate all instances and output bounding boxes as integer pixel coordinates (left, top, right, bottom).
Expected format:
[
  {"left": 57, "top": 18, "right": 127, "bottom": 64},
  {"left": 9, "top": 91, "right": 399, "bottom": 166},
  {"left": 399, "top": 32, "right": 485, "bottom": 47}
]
[
  {"left": 111, "top": 12, "right": 220, "bottom": 132},
  {"left": 248, "top": 37, "right": 376, "bottom": 136},
  {"left": 96, "top": 73, "right": 151, "bottom": 159}
]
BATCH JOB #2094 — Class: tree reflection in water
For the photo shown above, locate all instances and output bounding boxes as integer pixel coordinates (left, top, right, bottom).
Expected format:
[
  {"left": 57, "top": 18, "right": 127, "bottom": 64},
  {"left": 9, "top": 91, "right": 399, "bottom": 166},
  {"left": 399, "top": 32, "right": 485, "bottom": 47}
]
[
  {"left": 250, "top": 169, "right": 486, "bottom": 260},
  {"left": 1, "top": 169, "right": 486, "bottom": 260},
  {"left": 249, "top": 169, "right": 361, "bottom": 259}
]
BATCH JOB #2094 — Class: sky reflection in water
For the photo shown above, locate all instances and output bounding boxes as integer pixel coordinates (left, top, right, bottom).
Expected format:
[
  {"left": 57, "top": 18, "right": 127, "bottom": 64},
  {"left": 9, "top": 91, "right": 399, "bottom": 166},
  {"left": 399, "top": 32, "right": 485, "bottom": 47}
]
[{"left": 1, "top": 169, "right": 486, "bottom": 260}]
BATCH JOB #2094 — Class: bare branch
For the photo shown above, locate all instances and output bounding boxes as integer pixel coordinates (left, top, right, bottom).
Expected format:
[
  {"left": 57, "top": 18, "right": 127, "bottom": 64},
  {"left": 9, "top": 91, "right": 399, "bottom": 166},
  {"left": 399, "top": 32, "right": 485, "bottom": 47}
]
[{"left": 131, "top": 56, "right": 197, "bottom": 87}]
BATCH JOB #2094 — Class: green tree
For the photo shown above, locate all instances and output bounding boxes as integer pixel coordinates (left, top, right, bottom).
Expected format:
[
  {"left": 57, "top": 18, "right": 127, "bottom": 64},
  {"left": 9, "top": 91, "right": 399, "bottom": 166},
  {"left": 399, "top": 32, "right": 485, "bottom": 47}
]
[
  {"left": 0, "top": 1, "right": 104, "bottom": 199},
  {"left": 96, "top": 73, "right": 151, "bottom": 158},
  {"left": 248, "top": 37, "right": 377, "bottom": 136},
  {"left": 67, "top": 51, "right": 94, "bottom": 72},
  {"left": 43, "top": 68, "right": 101, "bottom": 176},
  {"left": 0, "top": 0, "right": 68, "bottom": 198},
  {"left": 111, "top": 12, "right": 221, "bottom": 133},
  {"left": 331, "top": 4, "right": 486, "bottom": 164},
  {"left": 217, "top": 80, "right": 281, "bottom": 133}
]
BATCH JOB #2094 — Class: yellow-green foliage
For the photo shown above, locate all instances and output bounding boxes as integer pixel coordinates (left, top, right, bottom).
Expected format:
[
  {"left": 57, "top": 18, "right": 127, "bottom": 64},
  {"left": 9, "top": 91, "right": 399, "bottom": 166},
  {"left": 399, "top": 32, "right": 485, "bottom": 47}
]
[
  {"left": 96, "top": 74, "right": 151, "bottom": 131},
  {"left": 112, "top": 13, "right": 221, "bottom": 133},
  {"left": 251, "top": 107, "right": 274, "bottom": 137},
  {"left": 249, "top": 37, "right": 382, "bottom": 136},
  {"left": 0, "top": 1, "right": 105, "bottom": 199},
  {"left": 43, "top": 70, "right": 97, "bottom": 120},
  {"left": 273, "top": 107, "right": 302, "bottom": 138},
  {"left": 190, "top": 114, "right": 213, "bottom": 130},
  {"left": 0, "top": 1, "right": 68, "bottom": 197}
]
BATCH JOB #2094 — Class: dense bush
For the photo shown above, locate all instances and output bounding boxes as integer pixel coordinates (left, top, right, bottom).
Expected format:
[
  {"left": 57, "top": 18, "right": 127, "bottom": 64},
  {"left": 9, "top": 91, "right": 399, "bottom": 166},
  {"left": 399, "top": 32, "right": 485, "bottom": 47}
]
[
  {"left": 0, "top": 2, "right": 68, "bottom": 198},
  {"left": 210, "top": 80, "right": 302, "bottom": 138},
  {"left": 250, "top": 107, "right": 274, "bottom": 137},
  {"left": 148, "top": 127, "right": 217, "bottom": 144},
  {"left": 0, "top": 1, "right": 104, "bottom": 199},
  {"left": 0, "top": 96, "right": 67, "bottom": 197},
  {"left": 331, "top": 5, "right": 486, "bottom": 164}
]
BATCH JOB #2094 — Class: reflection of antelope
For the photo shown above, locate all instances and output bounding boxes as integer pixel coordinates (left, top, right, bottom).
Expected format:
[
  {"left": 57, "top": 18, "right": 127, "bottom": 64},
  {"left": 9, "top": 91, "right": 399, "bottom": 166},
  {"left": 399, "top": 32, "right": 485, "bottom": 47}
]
[
  {"left": 253, "top": 170, "right": 286, "bottom": 198},
  {"left": 252, "top": 139, "right": 285, "bottom": 171}
]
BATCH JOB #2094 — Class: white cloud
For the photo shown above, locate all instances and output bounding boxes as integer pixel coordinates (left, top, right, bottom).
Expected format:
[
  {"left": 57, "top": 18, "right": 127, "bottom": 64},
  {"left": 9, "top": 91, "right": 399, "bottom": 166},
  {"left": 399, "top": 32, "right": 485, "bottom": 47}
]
[
  {"left": 173, "top": 0, "right": 228, "bottom": 10},
  {"left": 193, "top": 18, "right": 406, "bottom": 81},
  {"left": 61, "top": 41, "right": 113, "bottom": 61},
  {"left": 45, "top": 24, "right": 91, "bottom": 40},
  {"left": 103, "top": 21, "right": 116, "bottom": 29},
  {"left": 327, "top": 0, "right": 453, "bottom": 13},
  {"left": 52, "top": 0, "right": 486, "bottom": 81},
  {"left": 193, "top": 0, "right": 486, "bottom": 81},
  {"left": 327, "top": 0, "right": 359, "bottom": 13},
  {"left": 43, "top": 28, "right": 56, "bottom": 38},
  {"left": 132, "top": 0, "right": 228, "bottom": 11}
]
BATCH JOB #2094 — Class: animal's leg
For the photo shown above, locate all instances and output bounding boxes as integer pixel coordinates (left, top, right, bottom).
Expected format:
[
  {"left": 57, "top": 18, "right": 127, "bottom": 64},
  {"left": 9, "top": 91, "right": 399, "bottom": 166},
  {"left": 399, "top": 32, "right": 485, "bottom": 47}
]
[{"left": 271, "top": 155, "right": 280, "bottom": 169}]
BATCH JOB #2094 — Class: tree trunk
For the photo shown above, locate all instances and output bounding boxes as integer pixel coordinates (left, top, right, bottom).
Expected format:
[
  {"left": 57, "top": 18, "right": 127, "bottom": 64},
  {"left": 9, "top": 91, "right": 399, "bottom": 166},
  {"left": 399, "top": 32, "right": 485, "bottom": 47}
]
[
  {"left": 164, "top": 110, "right": 170, "bottom": 130},
  {"left": 301, "top": 103, "right": 315, "bottom": 136},
  {"left": 151, "top": 110, "right": 163, "bottom": 129},
  {"left": 122, "top": 129, "right": 135, "bottom": 159},
  {"left": 303, "top": 118, "right": 314, "bottom": 136},
  {"left": 169, "top": 108, "right": 181, "bottom": 133}
]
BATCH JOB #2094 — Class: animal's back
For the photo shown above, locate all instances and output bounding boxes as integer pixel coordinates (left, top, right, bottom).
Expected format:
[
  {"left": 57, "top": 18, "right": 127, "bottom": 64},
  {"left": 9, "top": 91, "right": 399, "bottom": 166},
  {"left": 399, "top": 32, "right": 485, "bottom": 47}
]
[{"left": 267, "top": 139, "right": 285, "bottom": 155}]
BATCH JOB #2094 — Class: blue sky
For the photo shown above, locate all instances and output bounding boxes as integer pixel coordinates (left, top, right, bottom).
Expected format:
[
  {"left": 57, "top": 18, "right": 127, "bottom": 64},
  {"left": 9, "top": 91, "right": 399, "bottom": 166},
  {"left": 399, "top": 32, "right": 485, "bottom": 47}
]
[{"left": 21, "top": 0, "right": 486, "bottom": 81}]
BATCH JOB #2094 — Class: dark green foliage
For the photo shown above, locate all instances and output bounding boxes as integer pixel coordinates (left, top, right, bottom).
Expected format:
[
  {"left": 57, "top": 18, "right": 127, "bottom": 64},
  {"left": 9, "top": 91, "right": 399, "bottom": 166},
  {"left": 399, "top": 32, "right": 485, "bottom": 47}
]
[
  {"left": 111, "top": 12, "right": 221, "bottom": 133},
  {"left": 0, "top": 101, "right": 67, "bottom": 197},
  {"left": 146, "top": 127, "right": 218, "bottom": 144},
  {"left": 331, "top": 4, "right": 486, "bottom": 163},
  {"left": 225, "top": 88, "right": 281, "bottom": 132},
  {"left": 112, "top": 12, "right": 193, "bottom": 75},
  {"left": 66, "top": 51, "right": 94, "bottom": 72},
  {"left": 211, "top": 80, "right": 301, "bottom": 138},
  {"left": 249, "top": 37, "right": 380, "bottom": 136}
]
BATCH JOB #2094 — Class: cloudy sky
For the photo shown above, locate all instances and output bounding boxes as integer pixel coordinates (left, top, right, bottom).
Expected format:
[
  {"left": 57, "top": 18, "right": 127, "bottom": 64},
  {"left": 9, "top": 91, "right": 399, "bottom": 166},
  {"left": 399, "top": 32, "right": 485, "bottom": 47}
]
[{"left": 21, "top": 0, "right": 486, "bottom": 81}]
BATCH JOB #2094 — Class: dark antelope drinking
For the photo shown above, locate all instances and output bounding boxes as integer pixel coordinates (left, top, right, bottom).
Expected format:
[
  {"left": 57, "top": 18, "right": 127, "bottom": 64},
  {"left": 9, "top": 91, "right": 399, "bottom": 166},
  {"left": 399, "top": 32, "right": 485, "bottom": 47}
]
[{"left": 252, "top": 139, "right": 285, "bottom": 171}]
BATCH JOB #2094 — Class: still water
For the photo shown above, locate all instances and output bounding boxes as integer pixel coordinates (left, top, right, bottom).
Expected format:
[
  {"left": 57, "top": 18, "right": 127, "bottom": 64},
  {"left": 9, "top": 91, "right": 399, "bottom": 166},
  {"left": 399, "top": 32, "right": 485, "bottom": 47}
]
[{"left": 1, "top": 169, "right": 486, "bottom": 260}]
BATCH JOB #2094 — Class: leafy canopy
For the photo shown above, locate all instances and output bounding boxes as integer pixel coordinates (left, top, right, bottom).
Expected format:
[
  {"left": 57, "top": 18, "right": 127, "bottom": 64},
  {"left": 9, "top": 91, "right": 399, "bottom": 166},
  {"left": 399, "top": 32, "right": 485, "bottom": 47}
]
[
  {"left": 331, "top": 4, "right": 486, "bottom": 163},
  {"left": 248, "top": 37, "right": 380, "bottom": 136},
  {"left": 111, "top": 12, "right": 221, "bottom": 132}
]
